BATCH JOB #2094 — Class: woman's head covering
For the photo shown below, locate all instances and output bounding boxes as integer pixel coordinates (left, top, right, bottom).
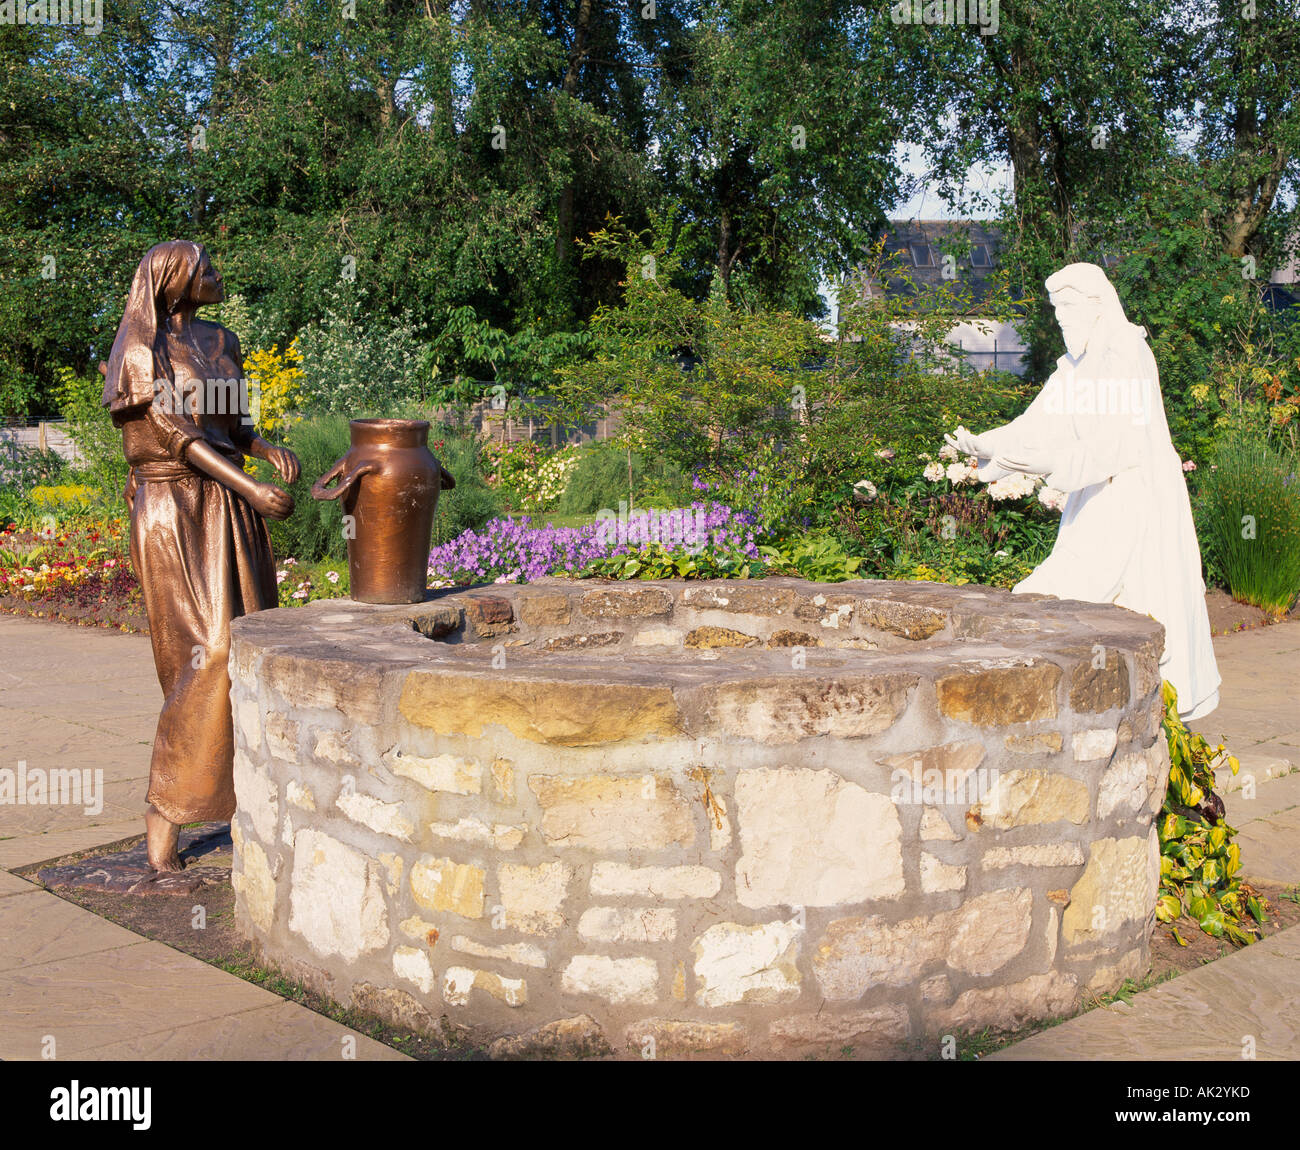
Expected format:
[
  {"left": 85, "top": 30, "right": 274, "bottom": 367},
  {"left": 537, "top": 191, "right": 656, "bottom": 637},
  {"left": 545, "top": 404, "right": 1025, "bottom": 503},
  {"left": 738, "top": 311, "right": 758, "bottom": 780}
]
[{"left": 101, "top": 241, "right": 205, "bottom": 415}]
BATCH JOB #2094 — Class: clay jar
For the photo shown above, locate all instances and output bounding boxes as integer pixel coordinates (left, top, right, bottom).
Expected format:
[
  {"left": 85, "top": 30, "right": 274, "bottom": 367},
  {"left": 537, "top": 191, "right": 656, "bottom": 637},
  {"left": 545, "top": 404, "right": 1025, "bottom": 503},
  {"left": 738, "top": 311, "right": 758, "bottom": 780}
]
[{"left": 311, "top": 419, "right": 455, "bottom": 604}]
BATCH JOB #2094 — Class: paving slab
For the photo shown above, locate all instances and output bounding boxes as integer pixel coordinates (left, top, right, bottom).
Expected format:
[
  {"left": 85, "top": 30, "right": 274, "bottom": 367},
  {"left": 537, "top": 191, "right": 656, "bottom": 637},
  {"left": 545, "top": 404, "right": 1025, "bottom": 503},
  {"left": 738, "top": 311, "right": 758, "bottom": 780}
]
[
  {"left": 0, "top": 940, "right": 291, "bottom": 1059},
  {"left": 989, "top": 924, "right": 1300, "bottom": 1061},
  {"left": 0, "top": 820, "right": 141, "bottom": 869},
  {"left": 81, "top": 1001, "right": 408, "bottom": 1061}
]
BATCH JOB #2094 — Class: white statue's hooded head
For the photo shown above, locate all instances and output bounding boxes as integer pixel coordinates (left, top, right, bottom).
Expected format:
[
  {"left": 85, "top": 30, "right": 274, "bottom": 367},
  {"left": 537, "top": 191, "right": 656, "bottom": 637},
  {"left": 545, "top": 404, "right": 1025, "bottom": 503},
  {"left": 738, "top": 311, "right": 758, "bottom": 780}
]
[{"left": 1045, "top": 262, "right": 1132, "bottom": 361}]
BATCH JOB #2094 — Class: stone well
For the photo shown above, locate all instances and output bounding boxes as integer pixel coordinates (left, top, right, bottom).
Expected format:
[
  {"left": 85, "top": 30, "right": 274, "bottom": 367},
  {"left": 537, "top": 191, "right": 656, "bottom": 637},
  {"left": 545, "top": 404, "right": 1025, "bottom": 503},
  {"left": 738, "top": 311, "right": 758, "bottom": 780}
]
[{"left": 228, "top": 578, "right": 1169, "bottom": 1059}]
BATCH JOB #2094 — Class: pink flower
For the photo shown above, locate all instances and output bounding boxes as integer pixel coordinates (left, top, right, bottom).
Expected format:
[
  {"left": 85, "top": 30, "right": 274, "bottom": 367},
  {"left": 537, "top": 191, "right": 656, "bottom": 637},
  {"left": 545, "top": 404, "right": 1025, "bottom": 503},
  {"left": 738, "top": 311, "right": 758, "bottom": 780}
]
[{"left": 1181, "top": 459, "right": 1196, "bottom": 472}]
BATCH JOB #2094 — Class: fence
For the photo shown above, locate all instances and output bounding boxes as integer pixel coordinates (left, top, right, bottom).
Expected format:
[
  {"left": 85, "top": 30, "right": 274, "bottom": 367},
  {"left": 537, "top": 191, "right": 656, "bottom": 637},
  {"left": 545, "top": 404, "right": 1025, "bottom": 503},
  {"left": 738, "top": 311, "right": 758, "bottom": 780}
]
[
  {"left": 442, "top": 395, "right": 623, "bottom": 448},
  {"left": 0, "top": 419, "right": 83, "bottom": 471},
  {"left": 949, "top": 340, "right": 1029, "bottom": 376}
]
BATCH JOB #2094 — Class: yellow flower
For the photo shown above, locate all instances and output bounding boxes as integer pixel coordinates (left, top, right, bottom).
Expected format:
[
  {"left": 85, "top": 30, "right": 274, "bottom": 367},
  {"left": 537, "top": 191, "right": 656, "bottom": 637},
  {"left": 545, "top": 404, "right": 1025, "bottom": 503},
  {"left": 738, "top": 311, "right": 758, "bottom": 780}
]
[{"left": 244, "top": 339, "right": 305, "bottom": 437}]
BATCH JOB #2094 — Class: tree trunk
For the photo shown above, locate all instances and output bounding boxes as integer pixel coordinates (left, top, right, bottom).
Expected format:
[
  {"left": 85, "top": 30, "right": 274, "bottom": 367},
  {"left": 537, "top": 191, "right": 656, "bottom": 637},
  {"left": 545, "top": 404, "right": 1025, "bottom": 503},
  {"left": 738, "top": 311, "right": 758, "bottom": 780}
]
[{"left": 555, "top": 0, "right": 594, "bottom": 267}]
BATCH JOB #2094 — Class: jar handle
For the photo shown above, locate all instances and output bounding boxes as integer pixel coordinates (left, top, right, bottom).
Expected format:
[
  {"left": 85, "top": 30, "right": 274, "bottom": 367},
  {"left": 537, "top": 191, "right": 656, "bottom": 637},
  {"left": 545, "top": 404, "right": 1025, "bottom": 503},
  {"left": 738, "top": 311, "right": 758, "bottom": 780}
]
[{"left": 311, "top": 455, "right": 375, "bottom": 502}]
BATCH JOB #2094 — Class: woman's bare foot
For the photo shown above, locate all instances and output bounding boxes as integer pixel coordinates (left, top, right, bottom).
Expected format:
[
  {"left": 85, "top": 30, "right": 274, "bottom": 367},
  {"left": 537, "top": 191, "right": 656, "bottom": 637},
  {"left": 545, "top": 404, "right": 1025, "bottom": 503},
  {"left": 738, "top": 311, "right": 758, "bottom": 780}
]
[{"left": 145, "top": 805, "right": 184, "bottom": 871}]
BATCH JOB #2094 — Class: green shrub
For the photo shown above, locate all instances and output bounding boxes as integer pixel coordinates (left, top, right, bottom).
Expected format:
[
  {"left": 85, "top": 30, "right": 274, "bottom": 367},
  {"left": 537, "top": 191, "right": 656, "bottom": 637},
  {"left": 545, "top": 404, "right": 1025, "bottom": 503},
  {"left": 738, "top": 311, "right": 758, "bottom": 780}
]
[
  {"left": 430, "top": 429, "right": 503, "bottom": 546},
  {"left": 294, "top": 286, "right": 430, "bottom": 415},
  {"left": 53, "top": 366, "right": 129, "bottom": 504},
  {"left": 557, "top": 443, "right": 642, "bottom": 516},
  {"left": 1194, "top": 432, "right": 1300, "bottom": 615}
]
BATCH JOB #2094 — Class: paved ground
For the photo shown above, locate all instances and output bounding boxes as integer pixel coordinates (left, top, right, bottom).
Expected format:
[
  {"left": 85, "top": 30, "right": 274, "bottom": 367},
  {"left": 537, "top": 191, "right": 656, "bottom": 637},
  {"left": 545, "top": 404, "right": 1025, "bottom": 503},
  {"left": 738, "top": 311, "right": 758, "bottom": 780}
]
[
  {"left": 0, "top": 616, "right": 405, "bottom": 1061},
  {"left": 1, "top": 612, "right": 1297, "bottom": 1061}
]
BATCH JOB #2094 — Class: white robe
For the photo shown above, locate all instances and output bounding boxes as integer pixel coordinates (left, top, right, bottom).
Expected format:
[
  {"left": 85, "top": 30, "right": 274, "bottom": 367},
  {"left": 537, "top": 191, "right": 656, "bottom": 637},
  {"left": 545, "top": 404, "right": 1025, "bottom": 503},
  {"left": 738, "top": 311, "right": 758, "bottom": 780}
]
[{"left": 977, "top": 320, "right": 1220, "bottom": 720}]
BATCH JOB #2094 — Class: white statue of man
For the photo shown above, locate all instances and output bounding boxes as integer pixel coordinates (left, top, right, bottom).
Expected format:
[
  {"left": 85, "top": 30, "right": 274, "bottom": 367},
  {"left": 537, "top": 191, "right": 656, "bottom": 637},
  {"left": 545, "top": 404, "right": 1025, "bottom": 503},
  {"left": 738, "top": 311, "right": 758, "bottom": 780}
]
[{"left": 948, "top": 262, "right": 1220, "bottom": 720}]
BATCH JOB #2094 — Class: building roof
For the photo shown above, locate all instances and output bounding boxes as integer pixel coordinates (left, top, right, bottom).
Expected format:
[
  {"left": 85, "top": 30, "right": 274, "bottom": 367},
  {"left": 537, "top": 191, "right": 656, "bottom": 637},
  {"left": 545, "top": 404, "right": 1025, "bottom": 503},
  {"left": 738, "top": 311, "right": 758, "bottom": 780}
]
[{"left": 868, "top": 219, "right": 1010, "bottom": 312}]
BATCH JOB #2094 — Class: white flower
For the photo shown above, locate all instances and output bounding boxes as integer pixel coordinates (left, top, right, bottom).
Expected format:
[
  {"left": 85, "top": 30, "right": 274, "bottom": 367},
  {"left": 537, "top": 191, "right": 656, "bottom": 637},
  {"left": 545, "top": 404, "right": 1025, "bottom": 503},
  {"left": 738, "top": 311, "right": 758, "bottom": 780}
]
[
  {"left": 995, "top": 549, "right": 1009, "bottom": 557},
  {"left": 276, "top": 570, "right": 287, "bottom": 584},
  {"left": 987, "top": 471, "right": 1038, "bottom": 501},
  {"left": 875, "top": 448, "right": 895, "bottom": 461},
  {"left": 918, "top": 452, "right": 932, "bottom": 462},
  {"left": 291, "top": 588, "right": 309, "bottom": 600},
  {"left": 938, "top": 443, "right": 959, "bottom": 462},
  {"left": 923, "top": 462, "right": 945, "bottom": 482},
  {"left": 853, "top": 479, "right": 878, "bottom": 500},
  {"left": 325, "top": 570, "right": 340, "bottom": 584},
  {"left": 945, "top": 461, "right": 976, "bottom": 486},
  {"left": 1038, "top": 486, "right": 1067, "bottom": 512}
]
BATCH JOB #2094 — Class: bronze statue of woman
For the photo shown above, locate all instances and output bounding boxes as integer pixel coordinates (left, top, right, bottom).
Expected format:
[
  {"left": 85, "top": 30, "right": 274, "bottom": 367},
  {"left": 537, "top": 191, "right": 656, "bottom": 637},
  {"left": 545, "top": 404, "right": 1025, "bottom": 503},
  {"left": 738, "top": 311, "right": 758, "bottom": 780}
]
[{"left": 102, "top": 241, "right": 299, "bottom": 870}]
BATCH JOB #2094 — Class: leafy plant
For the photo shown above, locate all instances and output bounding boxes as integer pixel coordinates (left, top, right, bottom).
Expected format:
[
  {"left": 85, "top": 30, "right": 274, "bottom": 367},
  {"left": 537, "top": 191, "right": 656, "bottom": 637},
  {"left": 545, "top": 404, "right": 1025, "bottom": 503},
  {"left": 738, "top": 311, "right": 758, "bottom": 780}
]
[
  {"left": 1155, "top": 681, "right": 1266, "bottom": 946},
  {"left": 430, "top": 429, "right": 504, "bottom": 547},
  {"left": 1193, "top": 431, "right": 1300, "bottom": 615},
  {"left": 243, "top": 339, "right": 305, "bottom": 439},
  {"left": 758, "top": 533, "right": 863, "bottom": 583},
  {"left": 52, "top": 365, "right": 129, "bottom": 505}
]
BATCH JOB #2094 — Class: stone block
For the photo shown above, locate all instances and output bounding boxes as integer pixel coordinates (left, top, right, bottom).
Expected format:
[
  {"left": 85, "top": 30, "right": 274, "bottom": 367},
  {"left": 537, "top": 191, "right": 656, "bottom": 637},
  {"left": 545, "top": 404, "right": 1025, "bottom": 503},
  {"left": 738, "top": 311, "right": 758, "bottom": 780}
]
[
  {"left": 1061, "top": 834, "right": 1158, "bottom": 946},
  {"left": 401, "top": 673, "right": 682, "bottom": 746},
  {"left": 813, "top": 889, "right": 1032, "bottom": 999},
  {"left": 1073, "top": 727, "right": 1119, "bottom": 761},
  {"left": 708, "top": 673, "right": 916, "bottom": 745},
  {"left": 443, "top": 966, "right": 527, "bottom": 1008},
  {"left": 450, "top": 935, "right": 547, "bottom": 969},
  {"left": 288, "top": 829, "right": 389, "bottom": 961},
  {"left": 232, "top": 747, "right": 278, "bottom": 843},
  {"left": 488, "top": 1015, "right": 611, "bottom": 1060},
  {"left": 1097, "top": 752, "right": 1149, "bottom": 819},
  {"left": 693, "top": 921, "right": 801, "bottom": 1007},
  {"left": 626, "top": 1019, "right": 749, "bottom": 1058},
  {"left": 936, "top": 663, "right": 1061, "bottom": 726},
  {"left": 926, "top": 972, "right": 1079, "bottom": 1034},
  {"left": 680, "top": 585, "right": 796, "bottom": 614},
  {"left": 857, "top": 600, "right": 947, "bottom": 640},
  {"left": 1004, "top": 732, "right": 1063, "bottom": 755},
  {"left": 498, "top": 861, "right": 573, "bottom": 935},
  {"left": 336, "top": 791, "right": 415, "bottom": 841},
  {"left": 562, "top": 956, "right": 659, "bottom": 1005},
  {"left": 793, "top": 593, "right": 855, "bottom": 629},
  {"left": 589, "top": 862, "right": 722, "bottom": 900},
  {"left": 232, "top": 837, "right": 276, "bottom": 934},
  {"left": 384, "top": 749, "right": 482, "bottom": 795},
  {"left": 735, "top": 767, "right": 904, "bottom": 908},
  {"left": 981, "top": 843, "right": 1086, "bottom": 869},
  {"left": 580, "top": 587, "right": 673, "bottom": 619},
  {"left": 1070, "top": 654, "right": 1130, "bottom": 713},
  {"left": 410, "top": 856, "right": 486, "bottom": 920},
  {"left": 767, "top": 630, "right": 819, "bottom": 648},
  {"left": 393, "top": 946, "right": 435, "bottom": 995},
  {"left": 543, "top": 632, "right": 622, "bottom": 652},
  {"left": 920, "top": 852, "right": 967, "bottom": 892},
  {"left": 530, "top": 774, "right": 695, "bottom": 851},
  {"left": 518, "top": 594, "right": 570, "bottom": 627},
  {"left": 578, "top": 907, "right": 678, "bottom": 944},
  {"left": 768, "top": 1005, "right": 910, "bottom": 1051},
  {"left": 966, "top": 769, "right": 1090, "bottom": 830},
  {"left": 685, "top": 626, "right": 760, "bottom": 649}
]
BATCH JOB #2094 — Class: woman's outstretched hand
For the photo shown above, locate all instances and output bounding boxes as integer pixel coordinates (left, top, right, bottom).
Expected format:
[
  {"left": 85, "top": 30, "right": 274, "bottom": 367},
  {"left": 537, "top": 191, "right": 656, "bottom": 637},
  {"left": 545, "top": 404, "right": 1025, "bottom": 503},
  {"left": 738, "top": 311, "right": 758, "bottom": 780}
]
[{"left": 263, "top": 445, "right": 300, "bottom": 485}]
